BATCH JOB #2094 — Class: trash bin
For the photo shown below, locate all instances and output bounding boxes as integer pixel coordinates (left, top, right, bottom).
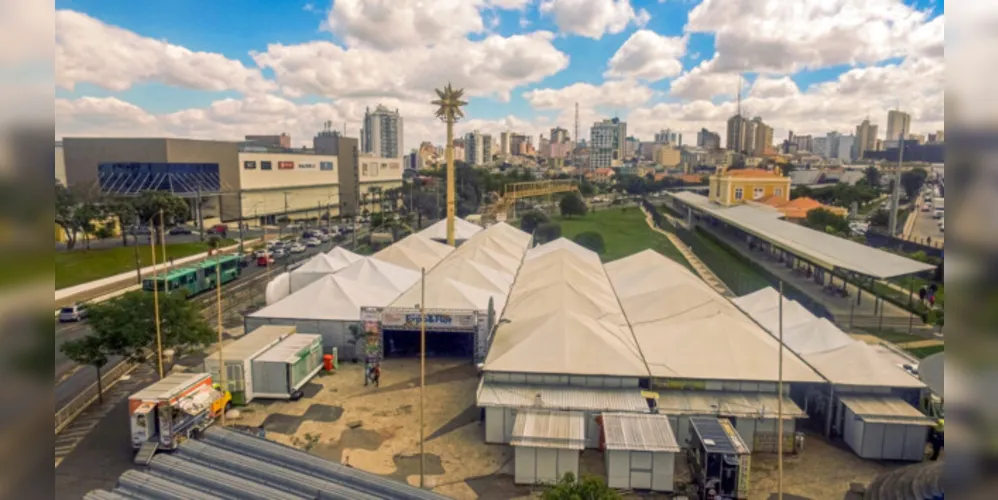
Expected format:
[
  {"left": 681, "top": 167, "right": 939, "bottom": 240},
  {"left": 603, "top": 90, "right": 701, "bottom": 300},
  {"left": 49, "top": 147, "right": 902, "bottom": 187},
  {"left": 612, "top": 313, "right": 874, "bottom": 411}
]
[{"left": 323, "top": 354, "right": 334, "bottom": 372}]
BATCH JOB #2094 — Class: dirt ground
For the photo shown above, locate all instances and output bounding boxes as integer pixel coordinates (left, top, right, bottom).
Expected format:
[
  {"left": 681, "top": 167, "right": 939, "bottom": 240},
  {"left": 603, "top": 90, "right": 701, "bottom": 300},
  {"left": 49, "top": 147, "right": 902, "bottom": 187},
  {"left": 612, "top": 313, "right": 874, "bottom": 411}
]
[{"left": 225, "top": 357, "right": 908, "bottom": 500}]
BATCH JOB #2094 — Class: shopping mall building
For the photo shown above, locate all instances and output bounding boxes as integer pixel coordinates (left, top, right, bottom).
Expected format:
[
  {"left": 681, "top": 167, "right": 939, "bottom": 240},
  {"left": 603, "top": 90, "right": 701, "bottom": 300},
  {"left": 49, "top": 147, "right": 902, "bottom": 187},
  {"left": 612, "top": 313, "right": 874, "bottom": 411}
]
[{"left": 58, "top": 132, "right": 403, "bottom": 226}]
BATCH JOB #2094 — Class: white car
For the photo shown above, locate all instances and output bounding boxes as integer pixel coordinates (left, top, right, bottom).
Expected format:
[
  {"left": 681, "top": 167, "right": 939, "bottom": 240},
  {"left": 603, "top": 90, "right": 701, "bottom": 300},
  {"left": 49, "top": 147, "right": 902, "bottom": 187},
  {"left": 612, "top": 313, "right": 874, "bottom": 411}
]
[
  {"left": 304, "top": 237, "right": 322, "bottom": 247},
  {"left": 289, "top": 242, "right": 307, "bottom": 253},
  {"left": 58, "top": 304, "right": 88, "bottom": 322},
  {"left": 316, "top": 232, "right": 331, "bottom": 242}
]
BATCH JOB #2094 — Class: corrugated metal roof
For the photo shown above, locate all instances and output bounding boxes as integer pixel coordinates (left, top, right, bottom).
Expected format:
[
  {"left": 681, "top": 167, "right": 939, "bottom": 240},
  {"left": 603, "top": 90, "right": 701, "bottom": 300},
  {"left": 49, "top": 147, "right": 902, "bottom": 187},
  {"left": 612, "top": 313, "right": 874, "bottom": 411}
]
[
  {"left": 511, "top": 410, "right": 586, "bottom": 450},
  {"left": 129, "top": 372, "right": 210, "bottom": 402},
  {"left": 253, "top": 333, "right": 321, "bottom": 364},
  {"left": 86, "top": 426, "right": 447, "bottom": 500},
  {"left": 477, "top": 380, "right": 649, "bottom": 412},
  {"left": 689, "top": 417, "right": 750, "bottom": 455},
  {"left": 839, "top": 395, "right": 935, "bottom": 425},
  {"left": 601, "top": 413, "right": 680, "bottom": 452},
  {"left": 655, "top": 391, "right": 807, "bottom": 419},
  {"left": 214, "top": 324, "right": 296, "bottom": 364}
]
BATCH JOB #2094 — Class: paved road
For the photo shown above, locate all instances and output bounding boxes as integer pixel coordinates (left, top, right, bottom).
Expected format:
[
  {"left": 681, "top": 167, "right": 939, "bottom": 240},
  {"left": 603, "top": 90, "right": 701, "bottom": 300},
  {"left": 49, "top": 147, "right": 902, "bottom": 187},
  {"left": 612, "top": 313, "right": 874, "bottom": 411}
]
[
  {"left": 54, "top": 228, "right": 369, "bottom": 410},
  {"left": 909, "top": 206, "right": 944, "bottom": 246}
]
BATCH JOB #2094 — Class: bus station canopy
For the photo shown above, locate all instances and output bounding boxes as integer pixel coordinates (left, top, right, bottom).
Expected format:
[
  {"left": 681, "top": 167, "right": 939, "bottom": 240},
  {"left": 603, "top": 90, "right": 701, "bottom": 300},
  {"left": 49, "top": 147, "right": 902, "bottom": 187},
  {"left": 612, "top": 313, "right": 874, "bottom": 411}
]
[{"left": 670, "top": 192, "right": 935, "bottom": 279}]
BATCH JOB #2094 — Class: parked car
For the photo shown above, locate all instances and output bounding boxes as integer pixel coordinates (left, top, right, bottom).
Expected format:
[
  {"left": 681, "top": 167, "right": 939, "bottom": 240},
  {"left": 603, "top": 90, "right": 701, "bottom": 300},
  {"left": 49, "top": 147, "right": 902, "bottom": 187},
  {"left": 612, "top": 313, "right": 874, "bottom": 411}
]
[
  {"left": 271, "top": 247, "right": 287, "bottom": 258},
  {"left": 206, "top": 224, "right": 228, "bottom": 234},
  {"left": 168, "top": 225, "right": 193, "bottom": 235},
  {"left": 59, "top": 304, "right": 89, "bottom": 322},
  {"left": 256, "top": 254, "right": 274, "bottom": 266},
  {"left": 127, "top": 225, "right": 151, "bottom": 235},
  {"left": 304, "top": 237, "right": 322, "bottom": 247},
  {"left": 289, "top": 242, "right": 307, "bottom": 254},
  {"left": 253, "top": 249, "right": 269, "bottom": 259},
  {"left": 315, "top": 232, "right": 331, "bottom": 242}
]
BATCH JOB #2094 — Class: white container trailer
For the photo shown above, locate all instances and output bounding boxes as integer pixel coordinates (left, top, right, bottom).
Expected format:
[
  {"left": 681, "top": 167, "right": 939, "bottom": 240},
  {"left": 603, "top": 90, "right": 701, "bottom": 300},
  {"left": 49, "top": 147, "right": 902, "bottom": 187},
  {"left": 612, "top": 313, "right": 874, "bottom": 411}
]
[
  {"left": 203, "top": 324, "right": 295, "bottom": 405},
  {"left": 251, "top": 333, "right": 324, "bottom": 399}
]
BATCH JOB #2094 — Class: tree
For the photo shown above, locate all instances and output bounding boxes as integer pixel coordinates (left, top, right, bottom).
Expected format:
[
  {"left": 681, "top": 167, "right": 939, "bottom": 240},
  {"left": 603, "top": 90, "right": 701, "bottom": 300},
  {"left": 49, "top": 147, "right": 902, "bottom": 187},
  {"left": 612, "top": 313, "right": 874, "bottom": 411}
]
[
  {"left": 780, "top": 162, "right": 797, "bottom": 175},
  {"left": 869, "top": 208, "right": 890, "bottom": 228},
  {"left": 133, "top": 191, "right": 190, "bottom": 241},
  {"left": 61, "top": 334, "right": 111, "bottom": 404},
  {"left": 573, "top": 231, "right": 606, "bottom": 254},
  {"left": 520, "top": 210, "right": 550, "bottom": 234},
  {"left": 559, "top": 193, "right": 588, "bottom": 218},
  {"left": 578, "top": 180, "right": 597, "bottom": 197},
  {"left": 535, "top": 222, "right": 562, "bottom": 244},
  {"left": 864, "top": 166, "right": 882, "bottom": 189},
  {"left": 900, "top": 167, "right": 928, "bottom": 201},
  {"left": 805, "top": 207, "right": 851, "bottom": 235},
  {"left": 56, "top": 181, "right": 103, "bottom": 250},
  {"left": 542, "top": 473, "right": 620, "bottom": 500},
  {"left": 86, "top": 290, "right": 214, "bottom": 364},
  {"left": 94, "top": 224, "right": 115, "bottom": 241},
  {"left": 106, "top": 198, "right": 138, "bottom": 247}
]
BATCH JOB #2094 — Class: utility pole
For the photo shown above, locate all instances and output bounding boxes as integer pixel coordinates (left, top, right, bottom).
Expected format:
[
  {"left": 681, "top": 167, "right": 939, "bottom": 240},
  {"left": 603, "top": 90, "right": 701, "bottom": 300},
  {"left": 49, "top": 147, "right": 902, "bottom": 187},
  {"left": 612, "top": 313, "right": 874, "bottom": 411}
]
[
  {"left": 283, "top": 192, "right": 290, "bottom": 238},
  {"left": 196, "top": 186, "right": 204, "bottom": 242},
  {"left": 237, "top": 191, "right": 245, "bottom": 256},
  {"left": 149, "top": 220, "right": 164, "bottom": 380},
  {"left": 132, "top": 215, "right": 142, "bottom": 285},
  {"left": 159, "top": 209, "right": 168, "bottom": 293},
  {"left": 419, "top": 267, "right": 426, "bottom": 488},
  {"left": 777, "top": 281, "right": 785, "bottom": 500},
  {"left": 215, "top": 249, "right": 226, "bottom": 427}
]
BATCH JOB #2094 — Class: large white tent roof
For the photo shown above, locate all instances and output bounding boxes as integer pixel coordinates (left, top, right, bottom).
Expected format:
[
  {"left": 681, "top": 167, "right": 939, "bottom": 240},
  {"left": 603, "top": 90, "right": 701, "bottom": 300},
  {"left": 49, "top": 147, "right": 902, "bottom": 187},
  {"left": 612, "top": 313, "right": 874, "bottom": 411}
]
[
  {"left": 605, "top": 250, "right": 822, "bottom": 383},
  {"left": 734, "top": 287, "right": 926, "bottom": 389},
  {"left": 249, "top": 274, "right": 400, "bottom": 322},
  {"left": 372, "top": 233, "right": 453, "bottom": 271},
  {"left": 485, "top": 240, "right": 648, "bottom": 377},
  {"left": 335, "top": 257, "right": 421, "bottom": 295},
  {"left": 289, "top": 254, "right": 350, "bottom": 293},
  {"left": 418, "top": 217, "right": 483, "bottom": 242},
  {"left": 388, "top": 222, "right": 531, "bottom": 313},
  {"left": 325, "top": 246, "right": 364, "bottom": 267}
]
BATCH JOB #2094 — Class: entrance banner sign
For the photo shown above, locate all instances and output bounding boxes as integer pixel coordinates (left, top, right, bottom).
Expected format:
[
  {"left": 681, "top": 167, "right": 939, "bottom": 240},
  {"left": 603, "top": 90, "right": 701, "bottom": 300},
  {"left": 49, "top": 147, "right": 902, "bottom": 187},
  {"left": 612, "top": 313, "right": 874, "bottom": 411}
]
[
  {"left": 360, "top": 307, "right": 382, "bottom": 363},
  {"left": 381, "top": 308, "right": 478, "bottom": 331}
]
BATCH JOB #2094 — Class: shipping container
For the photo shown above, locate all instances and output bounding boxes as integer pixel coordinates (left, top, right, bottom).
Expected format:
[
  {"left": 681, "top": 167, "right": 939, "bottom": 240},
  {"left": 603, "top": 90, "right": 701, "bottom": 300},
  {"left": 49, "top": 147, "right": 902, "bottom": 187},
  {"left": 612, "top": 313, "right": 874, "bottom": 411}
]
[
  {"left": 251, "top": 333, "right": 324, "bottom": 399},
  {"left": 203, "top": 324, "right": 296, "bottom": 405}
]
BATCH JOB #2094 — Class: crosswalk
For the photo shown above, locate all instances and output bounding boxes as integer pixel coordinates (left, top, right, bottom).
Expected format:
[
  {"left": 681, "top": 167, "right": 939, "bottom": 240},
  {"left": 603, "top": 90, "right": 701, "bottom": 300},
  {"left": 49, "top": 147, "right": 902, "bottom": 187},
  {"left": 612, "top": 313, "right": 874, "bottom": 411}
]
[{"left": 54, "top": 364, "right": 156, "bottom": 468}]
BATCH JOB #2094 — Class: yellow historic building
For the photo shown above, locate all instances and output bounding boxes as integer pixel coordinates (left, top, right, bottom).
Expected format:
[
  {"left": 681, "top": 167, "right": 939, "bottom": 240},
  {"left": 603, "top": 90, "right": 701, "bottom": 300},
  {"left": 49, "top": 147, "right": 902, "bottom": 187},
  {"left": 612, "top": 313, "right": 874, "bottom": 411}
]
[{"left": 708, "top": 167, "right": 792, "bottom": 207}]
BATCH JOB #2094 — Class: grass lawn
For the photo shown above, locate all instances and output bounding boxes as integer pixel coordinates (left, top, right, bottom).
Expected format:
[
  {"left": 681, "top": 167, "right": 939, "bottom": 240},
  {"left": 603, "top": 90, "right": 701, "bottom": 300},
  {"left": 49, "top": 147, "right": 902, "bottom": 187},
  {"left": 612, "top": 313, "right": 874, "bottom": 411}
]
[
  {"left": 854, "top": 327, "right": 926, "bottom": 345},
  {"left": 907, "top": 344, "right": 945, "bottom": 359},
  {"left": 552, "top": 207, "right": 692, "bottom": 270},
  {"left": 56, "top": 239, "right": 236, "bottom": 290}
]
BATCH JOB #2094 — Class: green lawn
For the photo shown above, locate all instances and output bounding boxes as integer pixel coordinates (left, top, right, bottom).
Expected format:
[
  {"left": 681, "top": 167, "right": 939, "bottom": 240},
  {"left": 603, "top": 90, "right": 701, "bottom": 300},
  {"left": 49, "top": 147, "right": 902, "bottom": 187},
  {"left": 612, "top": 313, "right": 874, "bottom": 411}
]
[
  {"left": 56, "top": 239, "right": 236, "bottom": 290},
  {"left": 854, "top": 327, "right": 925, "bottom": 345},
  {"left": 907, "top": 344, "right": 945, "bottom": 359},
  {"left": 551, "top": 207, "right": 692, "bottom": 270}
]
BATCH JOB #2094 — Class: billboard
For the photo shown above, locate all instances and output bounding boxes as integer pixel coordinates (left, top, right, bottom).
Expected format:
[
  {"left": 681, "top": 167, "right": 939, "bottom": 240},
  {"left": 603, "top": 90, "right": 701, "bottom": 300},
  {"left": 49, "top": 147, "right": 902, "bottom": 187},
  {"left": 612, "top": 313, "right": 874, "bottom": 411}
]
[
  {"left": 320, "top": 161, "right": 334, "bottom": 171},
  {"left": 278, "top": 161, "right": 294, "bottom": 170},
  {"left": 360, "top": 307, "right": 382, "bottom": 363},
  {"left": 298, "top": 162, "right": 315, "bottom": 169},
  {"left": 243, "top": 160, "right": 256, "bottom": 169},
  {"left": 381, "top": 308, "right": 478, "bottom": 331}
]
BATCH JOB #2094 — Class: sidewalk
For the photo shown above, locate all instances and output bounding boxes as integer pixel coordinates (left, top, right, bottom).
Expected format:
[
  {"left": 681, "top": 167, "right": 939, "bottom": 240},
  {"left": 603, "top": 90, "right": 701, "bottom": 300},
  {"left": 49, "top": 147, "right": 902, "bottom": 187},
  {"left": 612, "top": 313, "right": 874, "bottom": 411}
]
[
  {"left": 641, "top": 207, "right": 734, "bottom": 297},
  {"left": 55, "top": 238, "right": 260, "bottom": 305},
  {"left": 695, "top": 223, "right": 937, "bottom": 337}
]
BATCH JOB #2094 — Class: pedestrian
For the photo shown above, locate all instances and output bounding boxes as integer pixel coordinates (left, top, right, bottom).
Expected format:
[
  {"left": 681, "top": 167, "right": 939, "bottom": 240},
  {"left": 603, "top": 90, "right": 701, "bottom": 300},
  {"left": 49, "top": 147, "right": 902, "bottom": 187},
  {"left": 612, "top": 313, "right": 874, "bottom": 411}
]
[
  {"left": 372, "top": 363, "right": 381, "bottom": 388},
  {"left": 929, "top": 295, "right": 936, "bottom": 307},
  {"left": 929, "top": 419, "right": 944, "bottom": 460},
  {"left": 929, "top": 283, "right": 938, "bottom": 295},
  {"left": 918, "top": 287, "right": 927, "bottom": 303},
  {"left": 363, "top": 362, "right": 371, "bottom": 386}
]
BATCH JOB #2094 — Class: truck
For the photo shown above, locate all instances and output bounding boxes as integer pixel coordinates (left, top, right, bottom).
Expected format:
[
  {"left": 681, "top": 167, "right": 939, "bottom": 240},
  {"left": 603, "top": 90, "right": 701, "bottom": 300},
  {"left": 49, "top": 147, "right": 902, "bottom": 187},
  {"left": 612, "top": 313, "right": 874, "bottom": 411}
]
[{"left": 129, "top": 372, "right": 231, "bottom": 463}]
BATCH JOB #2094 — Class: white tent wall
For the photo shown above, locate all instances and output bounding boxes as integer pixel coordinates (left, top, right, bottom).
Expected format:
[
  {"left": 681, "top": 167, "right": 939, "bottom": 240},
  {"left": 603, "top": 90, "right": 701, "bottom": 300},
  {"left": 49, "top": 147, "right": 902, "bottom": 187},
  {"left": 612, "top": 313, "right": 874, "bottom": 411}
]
[
  {"left": 841, "top": 407, "right": 928, "bottom": 461},
  {"left": 605, "top": 450, "right": 676, "bottom": 492},
  {"left": 483, "top": 371, "right": 641, "bottom": 389},
  {"left": 265, "top": 272, "right": 291, "bottom": 305},
  {"left": 243, "top": 317, "right": 357, "bottom": 359},
  {"left": 513, "top": 447, "right": 579, "bottom": 485}
]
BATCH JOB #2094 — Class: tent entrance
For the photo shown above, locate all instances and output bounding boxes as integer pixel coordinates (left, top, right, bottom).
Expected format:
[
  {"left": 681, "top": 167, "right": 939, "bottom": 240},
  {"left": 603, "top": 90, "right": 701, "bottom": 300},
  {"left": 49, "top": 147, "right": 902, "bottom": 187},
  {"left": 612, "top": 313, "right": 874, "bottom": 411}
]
[{"left": 383, "top": 329, "right": 475, "bottom": 359}]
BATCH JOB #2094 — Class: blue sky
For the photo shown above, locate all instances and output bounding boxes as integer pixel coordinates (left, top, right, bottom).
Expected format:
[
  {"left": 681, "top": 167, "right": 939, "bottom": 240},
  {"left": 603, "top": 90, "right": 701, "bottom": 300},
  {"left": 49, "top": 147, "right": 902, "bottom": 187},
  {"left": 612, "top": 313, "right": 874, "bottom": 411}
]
[{"left": 55, "top": 0, "right": 945, "bottom": 145}]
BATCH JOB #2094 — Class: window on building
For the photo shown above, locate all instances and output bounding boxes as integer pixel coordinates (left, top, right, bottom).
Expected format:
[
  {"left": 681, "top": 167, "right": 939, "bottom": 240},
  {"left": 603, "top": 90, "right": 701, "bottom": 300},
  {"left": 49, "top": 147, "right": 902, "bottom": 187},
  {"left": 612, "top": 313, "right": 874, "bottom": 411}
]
[
  {"left": 362, "top": 163, "right": 369, "bottom": 175},
  {"left": 774, "top": 187, "right": 783, "bottom": 197},
  {"left": 261, "top": 161, "right": 272, "bottom": 170},
  {"left": 734, "top": 187, "right": 744, "bottom": 200},
  {"left": 753, "top": 187, "right": 765, "bottom": 200}
]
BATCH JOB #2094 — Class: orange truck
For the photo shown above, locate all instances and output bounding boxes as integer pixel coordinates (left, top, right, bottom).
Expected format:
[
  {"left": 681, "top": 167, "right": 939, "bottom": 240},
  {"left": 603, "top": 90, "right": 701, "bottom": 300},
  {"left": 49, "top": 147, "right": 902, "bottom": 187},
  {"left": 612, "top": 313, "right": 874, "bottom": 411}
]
[{"left": 128, "top": 372, "right": 231, "bottom": 451}]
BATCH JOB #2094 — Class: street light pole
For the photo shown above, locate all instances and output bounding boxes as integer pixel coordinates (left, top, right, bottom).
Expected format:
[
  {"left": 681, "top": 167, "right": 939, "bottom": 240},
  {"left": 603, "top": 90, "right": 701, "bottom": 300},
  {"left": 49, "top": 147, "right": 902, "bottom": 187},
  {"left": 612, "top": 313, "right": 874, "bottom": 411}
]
[
  {"left": 419, "top": 267, "right": 426, "bottom": 489},
  {"left": 149, "top": 221, "right": 164, "bottom": 380}
]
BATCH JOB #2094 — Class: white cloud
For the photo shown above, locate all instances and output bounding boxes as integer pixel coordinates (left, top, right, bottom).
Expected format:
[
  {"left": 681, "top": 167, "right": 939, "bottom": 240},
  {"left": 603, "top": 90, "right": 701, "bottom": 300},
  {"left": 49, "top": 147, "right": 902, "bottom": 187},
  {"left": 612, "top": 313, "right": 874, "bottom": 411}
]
[
  {"left": 668, "top": 60, "right": 745, "bottom": 100},
  {"left": 524, "top": 80, "right": 654, "bottom": 111},
  {"left": 686, "top": 0, "right": 940, "bottom": 74},
  {"left": 55, "top": 10, "right": 275, "bottom": 94},
  {"left": 487, "top": 0, "right": 533, "bottom": 9},
  {"left": 604, "top": 30, "right": 686, "bottom": 81},
  {"left": 0, "top": 0, "right": 54, "bottom": 66},
  {"left": 749, "top": 76, "right": 800, "bottom": 99},
  {"left": 325, "top": 0, "right": 487, "bottom": 50},
  {"left": 253, "top": 31, "right": 569, "bottom": 102},
  {"left": 539, "top": 0, "right": 650, "bottom": 39}
]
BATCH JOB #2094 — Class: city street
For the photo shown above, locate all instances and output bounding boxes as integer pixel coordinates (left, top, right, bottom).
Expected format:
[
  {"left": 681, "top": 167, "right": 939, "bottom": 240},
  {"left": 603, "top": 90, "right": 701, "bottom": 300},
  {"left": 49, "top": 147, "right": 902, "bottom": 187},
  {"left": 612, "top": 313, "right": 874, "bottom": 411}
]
[
  {"left": 54, "top": 226, "right": 369, "bottom": 411},
  {"left": 909, "top": 205, "right": 944, "bottom": 246}
]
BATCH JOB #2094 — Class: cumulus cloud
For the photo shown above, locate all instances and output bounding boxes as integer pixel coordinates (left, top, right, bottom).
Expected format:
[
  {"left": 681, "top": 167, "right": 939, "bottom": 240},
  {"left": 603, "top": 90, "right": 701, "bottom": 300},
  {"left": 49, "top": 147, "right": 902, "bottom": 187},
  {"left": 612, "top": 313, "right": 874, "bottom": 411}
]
[
  {"left": 539, "top": 0, "right": 650, "bottom": 39},
  {"left": 668, "top": 60, "right": 745, "bottom": 100},
  {"left": 524, "top": 80, "right": 654, "bottom": 111},
  {"left": 325, "top": 0, "right": 485, "bottom": 50},
  {"left": 604, "top": 30, "right": 686, "bottom": 81},
  {"left": 749, "top": 76, "right": 800, "bottom": 99},
  {"left": 55, "top": 10, "right": 275, "bottom": 94}
]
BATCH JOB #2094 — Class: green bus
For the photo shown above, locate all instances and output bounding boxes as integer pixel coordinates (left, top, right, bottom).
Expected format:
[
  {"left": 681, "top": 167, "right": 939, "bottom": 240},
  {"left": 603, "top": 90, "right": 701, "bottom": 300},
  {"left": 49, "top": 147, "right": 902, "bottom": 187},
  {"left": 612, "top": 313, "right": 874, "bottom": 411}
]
[{"left": 142, "top": 254, "right": 243, "bottom": 296}]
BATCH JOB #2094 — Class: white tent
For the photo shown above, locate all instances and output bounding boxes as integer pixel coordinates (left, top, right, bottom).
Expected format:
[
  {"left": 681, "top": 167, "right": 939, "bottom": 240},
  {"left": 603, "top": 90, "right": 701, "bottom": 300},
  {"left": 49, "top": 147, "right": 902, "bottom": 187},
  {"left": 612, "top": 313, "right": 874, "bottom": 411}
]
[
  {"left": 485, "top": 240, "right": 647, "bottom": 378},
  {"left": 265, "top": 272, "right": 291, "bottom": 305},
  {"left": 246, "top": 262, "right": 420, "bottom": 358},
  {"left": 372, "top": 233, "right": 453, "bottom": 271},
  {"left": 778, "top": 317, "right": 854, "bottom": 355},
  {"left": 288, "top": 254, "right": 346, "bottom": 293},
  {"left": 325, "top": 246, "right": 364, "bottom": 267},
  {"left": 418, "top": 217, "right": 483, "bottom": 243},
  {"left": 605, "top": 250, "right": 822, "bottom": 384}
]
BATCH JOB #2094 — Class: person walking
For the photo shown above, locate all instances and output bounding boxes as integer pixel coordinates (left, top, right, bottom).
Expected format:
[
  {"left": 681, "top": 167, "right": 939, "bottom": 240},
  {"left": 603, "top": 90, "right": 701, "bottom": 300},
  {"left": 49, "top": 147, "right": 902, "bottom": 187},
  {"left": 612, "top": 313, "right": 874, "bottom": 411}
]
[
  {"left": 363, "top": 361, "right": 371, "bottom": 386},
  {"left": 372, "top": 363, "right": 381, "bottom": 388},
  {"left": 929, "top": 418, "right": 944, "bottom": 460},
  {"left": 918, "top": 286, "right": 927, "bottom": 303}
]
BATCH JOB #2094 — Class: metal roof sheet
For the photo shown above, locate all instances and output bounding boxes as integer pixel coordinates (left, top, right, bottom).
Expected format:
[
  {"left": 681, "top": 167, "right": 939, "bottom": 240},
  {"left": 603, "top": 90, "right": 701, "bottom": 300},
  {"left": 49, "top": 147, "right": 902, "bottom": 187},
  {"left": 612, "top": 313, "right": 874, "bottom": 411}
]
[
  {"left": 210, "top": 325, "right": 296, "bottom": 364},
  {"left": 668, "top": 191, "right": 934, "bottom": 279},
  {"left": 655, "top": 391, "right": 807, "bottom": 419},
  {"left": 253, "top": 333, "right": 321, "bottom": 364},
  {"left": 476, "top": 380, "right": 649, "bottom": 412},
  {"left": 129, "top": 372, "right": 210, "bottom": 402},
  {"left": 839, "top": 395, "right": 935, "bottom": 425},
  {"left": 601, "top": 413, "right": 680, "bottom": 452},
  {"left": 511, "top": 410, "right": 586, "bottom": 450},
  {"left": 689, "top": 417, "right": 750, "bottom": 455}
]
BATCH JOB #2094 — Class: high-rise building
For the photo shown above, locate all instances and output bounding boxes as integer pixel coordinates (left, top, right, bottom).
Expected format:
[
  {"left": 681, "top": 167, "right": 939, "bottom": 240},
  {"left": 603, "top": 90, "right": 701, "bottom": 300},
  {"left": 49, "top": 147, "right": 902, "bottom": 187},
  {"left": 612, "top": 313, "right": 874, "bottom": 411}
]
[
  {"left": 885, "top": 109, "right": 911, "bottom": 142},
  {"left": 836, "top": 135, "right": 856, "bottom": 161},
  {"left": 550, "top": 127, "right": 569, "bottom": 144},
  {"left": 812, "top": 136, "right": 830, "bottom": 158},
  {"left": 792, "top": 134, "right": 813, "bottom": 153},
  {"left": 654, "top": 129, "right": 682, "bottom": 146},
  {"left": 927, "top": 130, "right": 945, "bottom": 143},
  {"left": 361, "top": 105, "right": 403, "bottom": 158},
  {"left": 855, "top": 119, "right": 878, "bottom": 159},
  {"left": 510, "top": 133, "right": 531, "bottom": 156},
  {"left": 726, "top": 115, "right": 751, "bottom": 152},
  {"left": 696, "top": 128, "right": 721, "bottom": 150},
  {"left": 907, "top": 133, "right": 926, "bottom": 144},
  {"left": 464, "top": 131, "right": 493, "bottom": 166},
  {"left": 750, "top": 117, "right": 773, "bottom": 156},
  {"left": 499, "top": 131, "right": 511, "bottom": 155},
  {"left": 590, "top": 118, "right": 626, "bottom": 169}
]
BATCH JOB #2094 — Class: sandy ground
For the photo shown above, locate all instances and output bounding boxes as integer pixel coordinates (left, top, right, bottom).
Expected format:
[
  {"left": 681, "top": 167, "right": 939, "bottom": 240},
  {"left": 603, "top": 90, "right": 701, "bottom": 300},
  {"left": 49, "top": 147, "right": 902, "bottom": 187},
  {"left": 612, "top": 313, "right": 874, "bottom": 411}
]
[{"left": 223, "top": 357, "right": 909, "bottom": 500}]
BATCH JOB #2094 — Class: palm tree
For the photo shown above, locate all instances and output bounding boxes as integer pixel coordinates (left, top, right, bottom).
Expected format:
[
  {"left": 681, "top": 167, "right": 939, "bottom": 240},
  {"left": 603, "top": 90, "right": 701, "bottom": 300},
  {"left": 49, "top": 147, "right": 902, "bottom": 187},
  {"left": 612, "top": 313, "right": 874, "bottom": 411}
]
[{"left": 432, "top": 83, "right": 467, "bottom": 247}]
